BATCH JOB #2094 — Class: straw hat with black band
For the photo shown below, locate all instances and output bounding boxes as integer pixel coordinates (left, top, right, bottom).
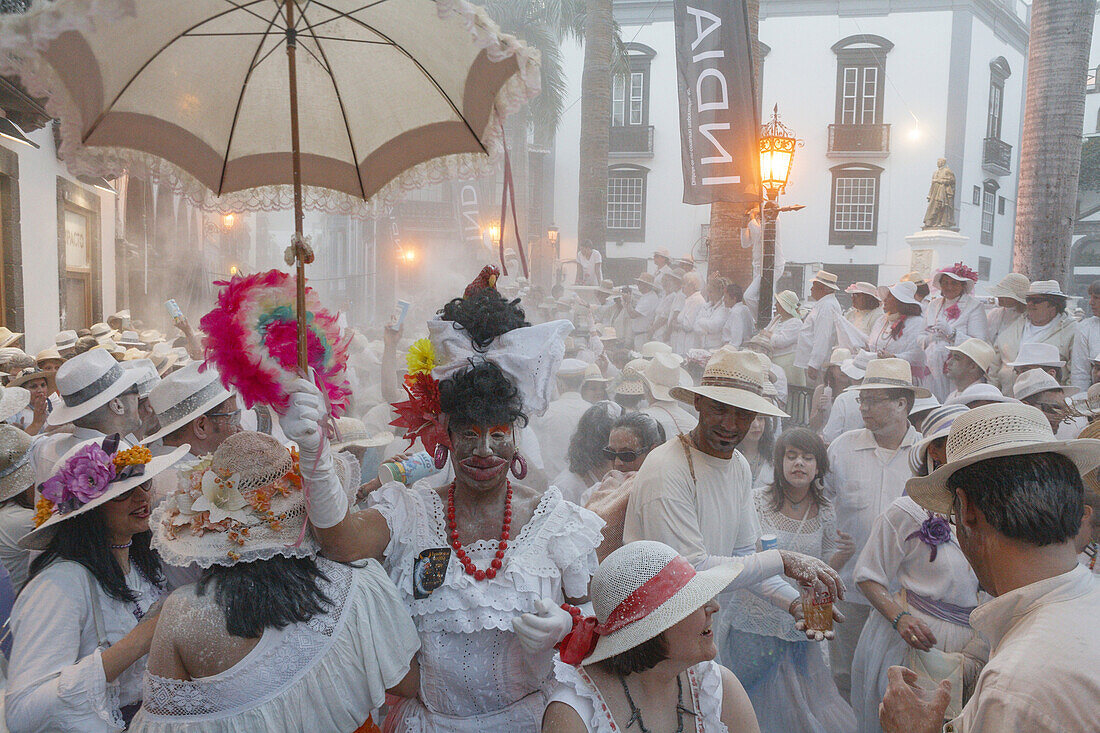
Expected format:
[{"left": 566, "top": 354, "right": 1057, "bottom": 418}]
[
  {"left": 845, "top": 357, "right": 932, "bottom": 399},
  {"left": 907, "top": 403, "right": 1100, "bottom": 516},
  {"left": 7, "top": 368, "right": 48, "bottom": 389},
  {"left": 47, "top": 349, "right": 141, "bottom": 427},
  {"left": 670, "top": 348, "right": 788, "bottom": 418},
  {"left": 54, "top": 330, "right": 78, "bottom": 356}
]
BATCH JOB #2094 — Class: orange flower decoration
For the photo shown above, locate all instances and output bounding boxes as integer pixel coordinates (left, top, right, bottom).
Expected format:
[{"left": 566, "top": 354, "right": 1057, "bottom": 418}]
[
  {"left": 113, "top": 446, "right": 152, "bottom": 468},
  {"left": 33, "top": 497, "right": 54, "bottom": 527}
]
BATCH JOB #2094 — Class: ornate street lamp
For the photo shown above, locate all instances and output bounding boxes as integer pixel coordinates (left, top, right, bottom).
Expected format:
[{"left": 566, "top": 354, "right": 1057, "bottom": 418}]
[{"left": 757, "top": 105, "right": 803, "bottom": 325}]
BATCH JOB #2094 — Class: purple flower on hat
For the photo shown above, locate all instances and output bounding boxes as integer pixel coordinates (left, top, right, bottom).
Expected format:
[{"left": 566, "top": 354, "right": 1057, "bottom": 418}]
[
  {"left": 906, "top": 512, "right": 952, "bottom": 562},
  {"left": 40, "top": 444, "right": 117, "bottom": 511}
]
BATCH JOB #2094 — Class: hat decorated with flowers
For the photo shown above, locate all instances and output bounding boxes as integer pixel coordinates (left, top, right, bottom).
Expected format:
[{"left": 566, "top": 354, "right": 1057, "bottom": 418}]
[
  {"left": 151, "top": 431, "right": 340, "bottom": 568},
  {"left": 22, "top": 435, "right": 188, "bottom": 549}
]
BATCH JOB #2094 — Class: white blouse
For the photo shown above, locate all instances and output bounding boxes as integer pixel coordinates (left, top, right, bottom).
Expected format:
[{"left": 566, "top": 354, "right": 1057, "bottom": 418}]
[
  {"left": 548, "top": 658, "right": 729, "bottom": 733},
  {"left": 0, "top": 504, "right": 33, "bottom": 594},
  {"left": 767, "top": 317, "right": 802, "bottom": 358},
  {"left": 867, "top": 313, "right": 927, "bottom": 367},
  {"left": 6, "top": 560, "right": 166, "bottom": 732},
  {"left": 369, "top": 482, "right": 603, "bottom": 732},
  {"left": 130, "top": 558, "right": 419, "bottom": 733}
]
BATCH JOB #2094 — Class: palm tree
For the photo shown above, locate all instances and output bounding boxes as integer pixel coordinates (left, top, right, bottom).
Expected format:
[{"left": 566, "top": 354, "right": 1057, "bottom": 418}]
[
  {"left": 705, "top": 0, "right": 760, "bottom": 288},
  {"left": 1013, "top": 0, "right": 1097, "bottom": 280},
  {"left": 576, "top": 0, "right": 614, "bottom": 256}
]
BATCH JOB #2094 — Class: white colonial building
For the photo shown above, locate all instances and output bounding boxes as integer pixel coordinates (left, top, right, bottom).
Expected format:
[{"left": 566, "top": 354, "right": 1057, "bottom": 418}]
[{"left": 553, "top": 0, "right": 1031, "bottom": 294}]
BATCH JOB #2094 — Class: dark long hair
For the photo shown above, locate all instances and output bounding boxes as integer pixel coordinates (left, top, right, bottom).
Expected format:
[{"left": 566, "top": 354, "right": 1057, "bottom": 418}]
[
  {"left": 766, "top": 428, "right": 830, "bottom": 513},
  {"left": 27, "top": 509, "right": 164, "bottom": 604},
  {"left": 568, "top": 401, "right": 619, "bottom": 475},
  {"left": 196, "top": 555, "right": 332, "bottom": 638}
]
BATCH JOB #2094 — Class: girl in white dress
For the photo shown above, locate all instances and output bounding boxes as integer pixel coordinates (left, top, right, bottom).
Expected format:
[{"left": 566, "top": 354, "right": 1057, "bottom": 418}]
[
  {"left": 921, "top": 264, "right": 989, "bottom": 400},
  {"left": 867, "top": 283, "right": 927, "bottom": 377},
  {"left": 850, "top": 405, "right": 988, "bottom": 732},
  {"left": 131, "top": 432, "right": 420, "bottom": 733},
  {"left": 717, "top": 428, "right": 856, "bottom": 733},
  {"left": 6, "top": 435, "right": 188, "bottom": 732},
  {"left": 277, "top": 282, "right": 603, "bottom": 733},
  {"left": 541, "top": 541, "right": 759, "bottom": 733},
  {"left": 763, "top": 291, "right": 806, "bottom": 387}
]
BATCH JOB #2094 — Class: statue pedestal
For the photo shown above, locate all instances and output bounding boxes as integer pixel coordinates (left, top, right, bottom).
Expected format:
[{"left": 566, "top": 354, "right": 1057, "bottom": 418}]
[{"left": 904, "top": 229, "right": 969, "bottom": 279}]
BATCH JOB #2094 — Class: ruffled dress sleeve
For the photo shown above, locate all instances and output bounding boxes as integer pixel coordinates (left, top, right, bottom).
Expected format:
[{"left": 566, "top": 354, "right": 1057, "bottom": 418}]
[
  {"left": 690, "top": 661, "right": 732, "bottom": 732},
  {"left": 5, "top": 563, "right": 127, "bottom": 732}
]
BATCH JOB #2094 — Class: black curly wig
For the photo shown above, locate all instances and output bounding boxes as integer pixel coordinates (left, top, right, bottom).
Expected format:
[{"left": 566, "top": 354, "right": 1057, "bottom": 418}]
[
  {"left": 438, "top": 288, "right": 529, "bottom": 351},
  {"left": 439, "top": 361, "right": 528, "bottom": 429}
]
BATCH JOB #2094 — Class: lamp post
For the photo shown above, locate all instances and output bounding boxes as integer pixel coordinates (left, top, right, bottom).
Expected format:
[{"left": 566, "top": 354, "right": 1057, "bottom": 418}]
[{"left": 757, "top": 105, "right": 803, "bottom": 325}]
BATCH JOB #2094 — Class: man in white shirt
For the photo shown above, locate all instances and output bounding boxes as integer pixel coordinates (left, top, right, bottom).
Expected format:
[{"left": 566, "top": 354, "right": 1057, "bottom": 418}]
[
  {"left": 721, "top": 281, "right": 756, "bottom": 349},
  {"left": 652, "top": 247, "right": 673, "bottom": 281},
  {"left": 881, "top": 403, "right": 1100, "bottom": 733},
  {"left": 625, "top": 349, "right": 844, "bottom": 637},
  {"left": 826, "top": 358, "right": 925, "bottom": 701},
  {"left": 795, "top": 270, "right": 843, "bottom": 382},
  {"left": 943, "top": 338, "right": 995, "bottom": 403},
  {"left": 532, "top": 359, "right": 591, "bottom": 479},
  {"left": 1069, "top": 279, "right": 1100, "bottom": 390},
  {"left": 629, "top": 273, "right": 660, "bottom": 350}
]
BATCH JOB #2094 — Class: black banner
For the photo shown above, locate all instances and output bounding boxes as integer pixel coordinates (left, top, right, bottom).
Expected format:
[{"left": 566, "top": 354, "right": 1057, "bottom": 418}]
[{"left": 673, "top": 0, "right": 761, "bottom": 205}]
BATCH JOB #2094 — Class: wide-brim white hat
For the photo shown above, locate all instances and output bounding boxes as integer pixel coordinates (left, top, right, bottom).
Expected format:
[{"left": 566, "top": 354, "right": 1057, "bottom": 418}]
[
  {"left": 887, "top": 281, "right": 921, "bottom": 306},
  {"left": 1012, "top": 369, "right": 1078, "bottom": 403},
  {"left": 846, "top": 357, "right": 932, "bottom": 398},
  {"left": 985, "top": 273, "right": 1030, "bottom": 304},
  {"left": 946, "top": 338, "right": 996, "bottom": 374},
  {"left": 22, "top": 439, "right": 189, "bottom": 549},
  {"left": 1006, "top": 342, "right": 1065, "bottom": 368},
  {"left": 0, "top": 385, "right": 29, "bottom": 423},
  {"left": 144, "top": 362, "right": 232, "bottom": 444},
  {"left": 1027, "top": 280, "right": 1068, "bottom": 299},
  {"left": 944, "top": 382, "right": 1019, "bottom": 407},
  {"left": 846, "top": 281, "right": 882, "bottom": 301},
  {"left": 48, "top": 350, "right": 141, "bottom": 426},
  {"left": 644, "top": 352, "right": 692, "bottom": 402},
  {"left": 331, "top": 416, "right": 394, "bottom": 451},
  {"left": 0, "top": 328, "right": 23, "bottom": 349},
  {"left": 907, "top": 403, "right": 1100, "bottom": 515},
  {"left": 774, "top": 290, "right": 803, "bottom": 319},
  {"left": 670, "top": 348, "right": 788, "bottom": 418},
  {"left": 583, "top": 541, "right": 742, "bottom": 666},
  {"left": 909, "top": 395, "right": 941, "bottom": 418}
]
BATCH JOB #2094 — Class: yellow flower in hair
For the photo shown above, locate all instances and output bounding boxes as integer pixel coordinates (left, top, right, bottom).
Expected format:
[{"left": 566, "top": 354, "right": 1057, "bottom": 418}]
[{"left": 406, "top": 338, "right": 436, "bottom": 376}]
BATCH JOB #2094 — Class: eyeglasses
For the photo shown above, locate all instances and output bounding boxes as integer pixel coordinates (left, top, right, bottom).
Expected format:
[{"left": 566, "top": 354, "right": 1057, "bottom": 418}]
[
  {"left": 855, "top": 394, "right": 897, "bottom": 406},
  {"left": 207, "top": 409, "right": 242, "bottom": 427},
  {"left": 601, "top": 447, "right": 649, "bottom": 463},
  {"left": 110, "top": 482, "right": 151, "bottom": 502}
]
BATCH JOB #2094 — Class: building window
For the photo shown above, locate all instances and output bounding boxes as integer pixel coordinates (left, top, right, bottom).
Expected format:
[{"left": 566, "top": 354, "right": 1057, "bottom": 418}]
[
  {"left": 606, "top": 164, "right": 648, "bottom": 242},
  {"left": 981, "top": 180, "right": 999, "bottom": 246},
  {"left": 978, "top": 257, "right": 991, "bottom": 281},
  {"left": 832, "top": 35, "right": 893, "bottom": 127},
  {"left": 987, "top": 57, "right": 1011, "bottom": 140},
  {"left": 829, "top": 163, "right": 883, "bottom": 246},
  {"left": 611, "top": 43, "right": 656, "bottom": 128}
]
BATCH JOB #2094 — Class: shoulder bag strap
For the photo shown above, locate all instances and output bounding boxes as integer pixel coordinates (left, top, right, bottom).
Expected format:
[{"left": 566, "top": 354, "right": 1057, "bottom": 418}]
[{"left": 677, "top": 433, "right": 696, "bottom": 486}]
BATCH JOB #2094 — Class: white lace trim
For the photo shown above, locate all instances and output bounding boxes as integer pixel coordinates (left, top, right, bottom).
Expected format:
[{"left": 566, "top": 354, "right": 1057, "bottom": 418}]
[
  {"left": 370, "top": 482, "right": 602, "bottom": 633},
  {"left": 141, "top": 561, "right": 354, "bottom": 716},
  {"left": 0, "top": 0, "right": 540, "bottom": 217},
  {"left": 551, "top": 659, "right": 728, "bottom": 733}
]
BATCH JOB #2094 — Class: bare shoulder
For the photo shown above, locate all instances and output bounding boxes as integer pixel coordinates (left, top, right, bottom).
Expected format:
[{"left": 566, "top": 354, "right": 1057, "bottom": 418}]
[
  {"left": 717, "top": 664, "right": 761, "bottom": 733},
  {"left": 542, "top": 700, "right": 590, "bottom": 733}
]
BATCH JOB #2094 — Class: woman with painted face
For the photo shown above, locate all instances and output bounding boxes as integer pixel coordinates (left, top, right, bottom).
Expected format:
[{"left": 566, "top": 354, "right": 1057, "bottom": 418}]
[
  {"left": 277, "top": 275, "right": 601, "bottom": 733},
  {"left": 715, "top": 428, "right": 857, "bottom": 733}
]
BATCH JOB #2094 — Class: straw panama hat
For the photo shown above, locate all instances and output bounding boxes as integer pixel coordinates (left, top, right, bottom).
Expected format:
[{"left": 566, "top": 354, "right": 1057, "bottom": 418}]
[
  {"left": 774, "top": 290, "right": 802, "bottom": 318},
  {"left": 846, "top": 281, "right": 882, "bottom": 301},
  {"left": 116, "top": 331, "right": 144, "bottom": 348},
  {"left": 7, "top": 368, "right": 47, "bottom": 389},
  {"left": 0, "top": 327, "right": 23, "bottom": 349},
  {"left": 644, "top": 352, "right": 692, "bottom": 402},
  {"left": 1027, "top": 280, "right": 1068, "bottom": 299},
  {"left": 144, "top": 362, "right": 233, "bottom": 443},
  {"left": 1012, "top": 369, "right": 1077, "bottom": 403},
  {"left": 89, "top": 322, "right": 113, "bottom": 341},
  {"left": 331, "top": 417, "right": 393, "bottom": 452},
  {"left": 582, "top": 541, "right": 743, "bottom": 666},
  {"left": 985, "top": 273, "right": 1030, "bottom": 304},
  {"left": 0, "top": 425, "right": 34, "bottom": 503},
  {"left": 811, "top": 270, "right": 840, "bottom": 290},
  {"left": 22, "top": 437, "right": 189, "bottom": 549},
  {"left": 583, "top": 363, "right": 610, "bottom": 384},
  {"left": 635, "top": 272, "right": 656, "bottom": 287},
  {"left": 614, "top": 374, "right": 646, "bottom": 396},
  {"left": 640, "top": 341, "right": 675, "bottom": 358},
  {"left": 909, "top": 404, "right": 971, "bottom": 476},
  {"left": 597, "top": 279, "right": 616, "bottom": 295},
  {"left": 886, "top": 281, "right": 920, "bottom": 306},
  {"left": 827, "top": 347, "right": 853, "bottom": 369},
  {"left": 121, "top": 358, "right": 161, "bottom": 399},
  {"left": 54, "top": 330, "right": 78, "bottom": 353},
  {"left": 846, "top": 357, "right": 931, "bottom": 399},
  {"left": 598, "top": 326, "right": 618, "bottom": 341},
  {"left": 670, "top": 348, "right": 788, "bottom": 418},
  {"left": 907, "top": 403, "right": 1100, "bottom": 515},
  {"left": 1006, "top": 342, "right": 1065, "bottom": 368},
  {"left": 946, "top": 338, "right": 996, "bottom": 374},
  {"left": 653, "top": 248, "right": 671, "bottom": 260},
  {"left": 35, "top": 348, "right": 64, "bottom": 366},
  {"left": 47, "top": 349, "right": 142, "bottom": 426}
]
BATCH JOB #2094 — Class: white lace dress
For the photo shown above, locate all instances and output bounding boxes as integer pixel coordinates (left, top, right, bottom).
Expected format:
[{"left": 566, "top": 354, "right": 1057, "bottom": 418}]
[
  {"left": 921, "top": 294, "right": 989, "bottom": 400},
  {"left": 716, "top": 489, "right": 856, "bottom": 733},
  {"left": 129, "top": 558, "right": 418, "bottom": 733},
  {"left": 370, "top": 482, "right": 603, "bottom": 733},
  {"left": 547, "top": 658, "right": 729, "bottom": 732}
]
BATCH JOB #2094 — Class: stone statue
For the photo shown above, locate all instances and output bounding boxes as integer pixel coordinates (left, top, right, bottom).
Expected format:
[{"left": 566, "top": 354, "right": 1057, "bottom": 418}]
[{"left": 923, "top": 158, "right": 956, "bottom": 230}]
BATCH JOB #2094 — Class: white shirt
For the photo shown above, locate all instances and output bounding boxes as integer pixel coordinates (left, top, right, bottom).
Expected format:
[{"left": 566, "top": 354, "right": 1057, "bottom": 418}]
[
  {"left": 947, "top": 565, "right": 1100, "bottom": 733},
  {"left": 721, "top": 302, "right": 756, "bottom": 349},
  {"left": 624, "top": 438, "right": 799, "bottom": 610},
  {"left": 867, "top": 314, "right": 928, "bottom": 367},
  {"left": 632, "top": 290, "right": 660, "bottom": 339},
  {"left": 0, "top": 503, "right": 33, "bottom": 594},
  {"left": 822, "top": 389, "right": 863, "bottom": 445},
  {"left": 694, "top": 302, "right": 729, "bottom": 350},
  {"left": 1070, "top": 315, "right": 1100, "bottom": 390},
  {"left": 767, "top": 317, "right": 802, "bottom": 358},
  {"left": 532, "top": 391, "right": 591, "bottom": 480},
  {"left": 826, "top": 425, "right": 921, "bottom": 604},
  {"left": 845, "top": 306, "right": 884, "bottom": 337},
  {"left": 795, "top": 293, "right": 842, "bottom": 371},
  {"left": 7, "top": 560, "right": 164, "bottom": 732},
  {"left": 675, "top": 291, "right": 707, "bottom": 353},
  {"left": 576, "top": 249, "right": 602, "bottom": 286}
]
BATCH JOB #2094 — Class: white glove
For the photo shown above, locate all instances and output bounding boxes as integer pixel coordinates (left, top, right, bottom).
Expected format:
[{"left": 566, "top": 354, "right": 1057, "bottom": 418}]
[
  {"left": 278, "top": 378, "right": 348, "bottom": 529},
  {"left": 511, "top": 599, "right": 574, "bottom": 654}
]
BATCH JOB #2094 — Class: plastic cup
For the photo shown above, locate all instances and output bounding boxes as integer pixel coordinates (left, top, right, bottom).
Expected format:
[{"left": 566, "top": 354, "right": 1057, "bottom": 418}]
[
  {"left": 800, "top": 582, "right": 834, "bottom": 633},
  {"left": 378, "top": 451, "right": 437, "bottom": 485}
]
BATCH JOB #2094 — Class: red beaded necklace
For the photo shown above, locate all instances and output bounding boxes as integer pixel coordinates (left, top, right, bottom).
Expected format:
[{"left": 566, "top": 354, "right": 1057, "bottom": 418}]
[{"left": 447, "top": 481, "right": 512, "bottom": 581}]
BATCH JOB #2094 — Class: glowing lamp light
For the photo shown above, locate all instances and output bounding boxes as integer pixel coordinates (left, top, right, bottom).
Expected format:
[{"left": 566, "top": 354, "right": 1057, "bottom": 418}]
[
  {"left": 483, "top": 223, "right": 501, "bottom": 243},
  {"left": 758, "top": 105, "right": 797, "bottom": 198},
  {"left": 229, "top": 265, "right": 239, "bottom": 276},
  {"left": 401, "top": 249, "right": 417, "bottom": 264},
  {"left": 222, "top": 213, "right": 236, "bottom": 228},
  {"left": 547, "top": 225, "right": 559, "bottom": 247}
]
